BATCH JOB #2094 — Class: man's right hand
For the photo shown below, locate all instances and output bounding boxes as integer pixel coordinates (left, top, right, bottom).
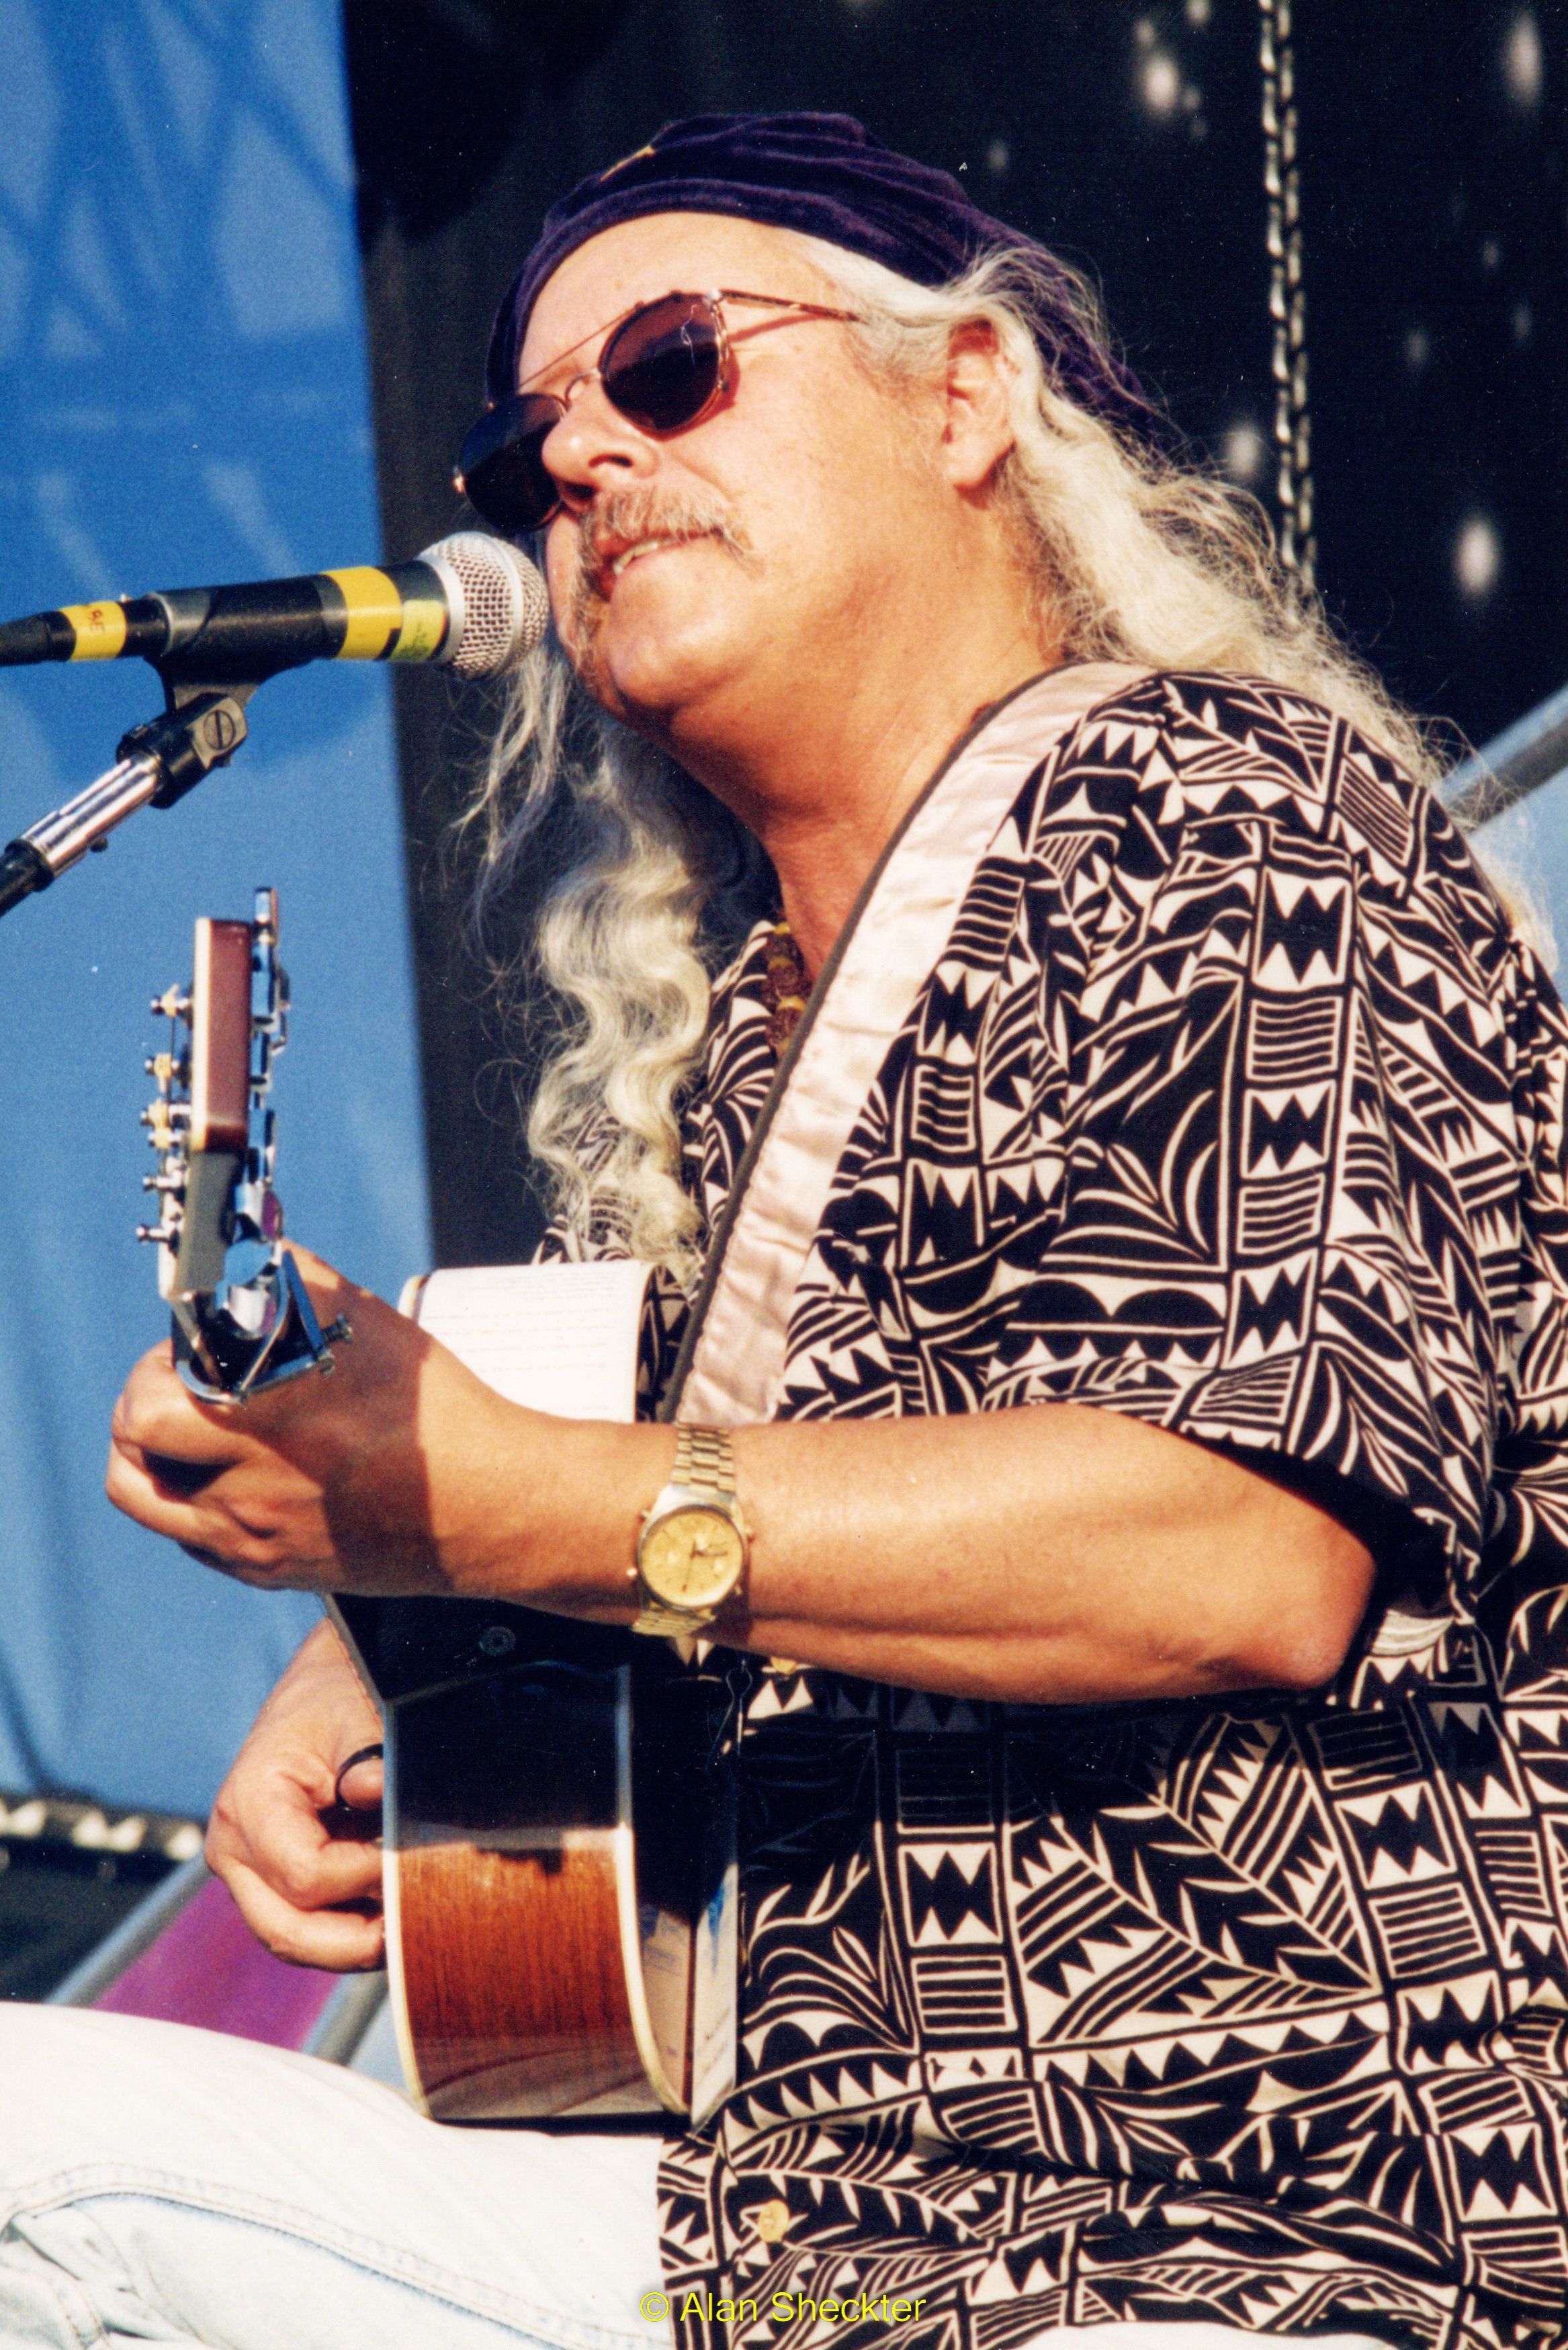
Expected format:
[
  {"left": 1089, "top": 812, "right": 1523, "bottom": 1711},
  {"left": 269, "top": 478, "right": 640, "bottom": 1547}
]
[{"left": 205, "top": 1615, "right": 386, "bottom": 1970}]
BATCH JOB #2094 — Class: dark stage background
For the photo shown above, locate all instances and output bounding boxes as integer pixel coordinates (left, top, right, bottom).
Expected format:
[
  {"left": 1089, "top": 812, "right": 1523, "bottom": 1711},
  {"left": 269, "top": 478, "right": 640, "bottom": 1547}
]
[{"left": 341, "top": 0, "right": 1567, "bottom": 1265}]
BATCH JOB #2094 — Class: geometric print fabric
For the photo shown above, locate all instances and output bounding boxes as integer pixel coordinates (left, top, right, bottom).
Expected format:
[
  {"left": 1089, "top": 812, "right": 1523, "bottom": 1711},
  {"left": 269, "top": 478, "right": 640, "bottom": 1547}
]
[{"left": 552, "top": 673, "right": 1568, "bottom": 2347}]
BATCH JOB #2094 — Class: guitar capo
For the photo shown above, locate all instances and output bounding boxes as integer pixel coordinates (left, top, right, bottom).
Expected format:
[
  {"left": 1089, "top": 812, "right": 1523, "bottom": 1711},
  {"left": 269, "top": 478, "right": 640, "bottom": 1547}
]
[{"left": 173, "top": 1247, "right": 352, "bottom": 1406}]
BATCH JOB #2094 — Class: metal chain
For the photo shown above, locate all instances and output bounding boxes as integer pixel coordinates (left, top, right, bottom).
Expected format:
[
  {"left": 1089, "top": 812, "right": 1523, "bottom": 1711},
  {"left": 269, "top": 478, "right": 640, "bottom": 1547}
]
[{"left": 1258, "top": 0, "right": 1316, "bottom": 586}]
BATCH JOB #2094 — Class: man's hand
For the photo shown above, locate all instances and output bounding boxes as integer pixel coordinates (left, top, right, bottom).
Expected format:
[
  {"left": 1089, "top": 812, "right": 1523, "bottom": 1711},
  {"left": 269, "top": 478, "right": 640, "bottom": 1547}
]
[
  {"left": 206, "top": 1618, "right": 386, "bottom": 1970},
  {"left": 105, "top": 1244, "right": 521, "bottom": 1597}
]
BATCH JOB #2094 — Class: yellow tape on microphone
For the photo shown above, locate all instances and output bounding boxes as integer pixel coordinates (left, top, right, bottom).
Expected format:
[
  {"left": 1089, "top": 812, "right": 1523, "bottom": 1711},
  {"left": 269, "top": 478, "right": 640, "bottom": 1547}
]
[
  {"left": 324, "top": 568, "right": 404, "bottom": 661},
  {"left": 61, "top": 601, "right": 129, "bottom": 660},
  {"left": 323, "top": 567, "right": 448, "bottom": 663}
]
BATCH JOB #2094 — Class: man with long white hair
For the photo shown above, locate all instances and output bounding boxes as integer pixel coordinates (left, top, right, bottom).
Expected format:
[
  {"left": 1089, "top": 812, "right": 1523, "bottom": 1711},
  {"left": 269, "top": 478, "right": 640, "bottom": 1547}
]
[{"left": 5, "top": 112, "right": 1566, "bottom": 2350}]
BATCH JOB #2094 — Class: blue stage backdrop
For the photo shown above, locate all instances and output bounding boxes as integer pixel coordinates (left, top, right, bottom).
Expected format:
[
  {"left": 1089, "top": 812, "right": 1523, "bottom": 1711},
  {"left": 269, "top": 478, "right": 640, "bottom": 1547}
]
[{"left": 0, "top": 0, "right": 431, "bottom": 1816}]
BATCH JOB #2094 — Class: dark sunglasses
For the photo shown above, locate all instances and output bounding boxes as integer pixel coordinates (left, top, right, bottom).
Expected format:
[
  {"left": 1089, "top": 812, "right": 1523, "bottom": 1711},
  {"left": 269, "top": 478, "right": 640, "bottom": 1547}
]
[{"left": 454, "top": 288, "right": 861, "bottom": 538}]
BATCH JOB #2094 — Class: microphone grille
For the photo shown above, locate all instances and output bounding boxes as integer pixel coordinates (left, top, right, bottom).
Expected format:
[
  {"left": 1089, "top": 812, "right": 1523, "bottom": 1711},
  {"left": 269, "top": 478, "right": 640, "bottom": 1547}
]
[{"left": 418, "top": 532, "right": 551, "bottom": 678}]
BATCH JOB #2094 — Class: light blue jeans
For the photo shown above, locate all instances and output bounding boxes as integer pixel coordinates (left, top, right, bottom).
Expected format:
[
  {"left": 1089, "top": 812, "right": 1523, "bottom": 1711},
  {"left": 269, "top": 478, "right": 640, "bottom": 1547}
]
[{"left": 0, "top": 2005, "right": 1390, "bottom": 2349}]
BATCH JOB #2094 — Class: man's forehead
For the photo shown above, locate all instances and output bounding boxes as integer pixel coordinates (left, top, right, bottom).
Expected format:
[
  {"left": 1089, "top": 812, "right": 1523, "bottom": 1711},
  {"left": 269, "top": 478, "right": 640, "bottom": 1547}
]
[{"left": 517, "top": 211, "right": 830, "bottom": 383}]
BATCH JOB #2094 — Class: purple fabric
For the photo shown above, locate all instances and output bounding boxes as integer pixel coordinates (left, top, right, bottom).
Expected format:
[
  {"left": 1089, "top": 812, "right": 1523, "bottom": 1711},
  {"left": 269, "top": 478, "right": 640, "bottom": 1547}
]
[
  {"left": 94, "top": 1875, "right": 339, "bottom": 2050},
  {"left": 485, "top": 112, "right": 1155, "bottom": 440}
]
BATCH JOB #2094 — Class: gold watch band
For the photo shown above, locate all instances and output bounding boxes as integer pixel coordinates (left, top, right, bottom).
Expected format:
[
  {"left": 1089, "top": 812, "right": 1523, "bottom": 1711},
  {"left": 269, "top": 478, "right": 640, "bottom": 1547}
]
[
  {"left": 674, "top": 1424, "right": 735, "bottom": 1501},
  {"left": 631, "top": 1600, "right": 720, "bottom": 1637}
]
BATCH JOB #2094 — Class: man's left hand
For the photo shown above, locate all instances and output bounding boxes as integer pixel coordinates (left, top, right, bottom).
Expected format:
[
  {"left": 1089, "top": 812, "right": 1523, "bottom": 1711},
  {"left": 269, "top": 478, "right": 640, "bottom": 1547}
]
[{"left": 106, "top": 1245, "right": 503, "bottom": 1595}]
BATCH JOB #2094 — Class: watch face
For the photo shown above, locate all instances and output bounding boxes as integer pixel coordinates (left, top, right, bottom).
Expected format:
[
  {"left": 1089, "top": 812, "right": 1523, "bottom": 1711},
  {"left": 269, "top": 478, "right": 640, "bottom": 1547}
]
[{"left": 640, "top": 1505, "right": 746, "bottom": 1613}]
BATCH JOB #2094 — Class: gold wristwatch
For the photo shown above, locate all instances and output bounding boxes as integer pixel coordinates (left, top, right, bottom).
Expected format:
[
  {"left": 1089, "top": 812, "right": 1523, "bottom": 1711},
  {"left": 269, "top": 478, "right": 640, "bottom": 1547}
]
[{"left": 632, "top": 1425, "right": 750, "bottom": 1636}]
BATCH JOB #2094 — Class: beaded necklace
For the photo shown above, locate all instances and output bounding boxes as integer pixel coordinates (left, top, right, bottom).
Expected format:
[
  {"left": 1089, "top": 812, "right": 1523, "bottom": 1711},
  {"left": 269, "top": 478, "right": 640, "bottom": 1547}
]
[{"left": 760, "top": 919, "right": 810, "bottom": 1056}]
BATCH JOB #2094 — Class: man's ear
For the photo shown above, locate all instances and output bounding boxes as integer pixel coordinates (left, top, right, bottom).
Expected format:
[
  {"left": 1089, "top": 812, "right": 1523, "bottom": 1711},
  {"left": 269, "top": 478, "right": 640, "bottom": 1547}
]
[{"left": 939, "top": 321, "right": 1016, "bottom": 492}]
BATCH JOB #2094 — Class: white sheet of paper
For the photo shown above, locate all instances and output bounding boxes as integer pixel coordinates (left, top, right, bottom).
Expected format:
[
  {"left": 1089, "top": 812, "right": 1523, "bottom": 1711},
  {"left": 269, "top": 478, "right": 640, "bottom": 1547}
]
[{"left": 400, "top": 1260, "right": 652, "bottom": 1423}]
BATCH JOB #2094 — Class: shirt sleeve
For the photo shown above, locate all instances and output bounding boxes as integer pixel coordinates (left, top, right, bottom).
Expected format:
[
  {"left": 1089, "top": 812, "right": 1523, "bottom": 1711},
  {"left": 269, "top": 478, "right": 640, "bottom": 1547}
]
[{"left": 988, "top": 673, "right": 1538, "bottom": 1607}]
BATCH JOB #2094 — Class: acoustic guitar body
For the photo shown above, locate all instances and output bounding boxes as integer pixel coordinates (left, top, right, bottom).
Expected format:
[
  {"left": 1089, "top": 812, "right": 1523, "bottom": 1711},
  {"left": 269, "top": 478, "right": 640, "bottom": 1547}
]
[{"left": 333, "top": 1596, "right": 738, "bottom": 2124}]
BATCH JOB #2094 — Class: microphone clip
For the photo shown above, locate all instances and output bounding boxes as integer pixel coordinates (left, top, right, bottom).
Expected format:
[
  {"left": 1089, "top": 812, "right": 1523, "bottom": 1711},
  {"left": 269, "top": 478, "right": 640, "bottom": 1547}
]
[{"left": 120, "top": 681, "right": 256, "bottom": 810}]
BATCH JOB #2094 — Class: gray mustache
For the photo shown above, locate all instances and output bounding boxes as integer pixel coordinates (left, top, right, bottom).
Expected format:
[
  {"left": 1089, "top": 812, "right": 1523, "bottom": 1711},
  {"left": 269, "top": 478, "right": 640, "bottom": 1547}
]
[{"left": 577, "top": 493, "right": 752, "bottom": 598}]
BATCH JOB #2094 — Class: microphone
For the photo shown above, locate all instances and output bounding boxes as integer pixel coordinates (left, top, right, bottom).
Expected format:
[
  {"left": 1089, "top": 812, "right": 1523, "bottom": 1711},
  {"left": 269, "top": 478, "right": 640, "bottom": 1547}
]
[{"left": 0, "top": 533, "right": 551, "bottom": 683}]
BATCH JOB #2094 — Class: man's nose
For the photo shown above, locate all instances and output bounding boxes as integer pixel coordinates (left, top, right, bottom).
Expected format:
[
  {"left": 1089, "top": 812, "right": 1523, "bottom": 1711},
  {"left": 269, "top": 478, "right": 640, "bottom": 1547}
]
[{"left": 540, "top": 380, "right": 658, "bottom": 506}]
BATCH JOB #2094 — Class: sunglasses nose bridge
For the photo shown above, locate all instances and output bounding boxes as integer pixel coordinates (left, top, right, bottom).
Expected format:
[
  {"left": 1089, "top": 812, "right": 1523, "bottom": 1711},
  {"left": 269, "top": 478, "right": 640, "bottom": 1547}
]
[{"left": 557, "top": 364, "right": 603, "bottom": 415}]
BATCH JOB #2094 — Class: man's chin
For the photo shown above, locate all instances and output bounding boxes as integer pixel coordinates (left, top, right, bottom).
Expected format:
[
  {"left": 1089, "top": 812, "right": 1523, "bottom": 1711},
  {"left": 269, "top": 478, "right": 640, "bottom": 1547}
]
[{"left": 573, "top": 614, "right": 742, "bottom": 737}]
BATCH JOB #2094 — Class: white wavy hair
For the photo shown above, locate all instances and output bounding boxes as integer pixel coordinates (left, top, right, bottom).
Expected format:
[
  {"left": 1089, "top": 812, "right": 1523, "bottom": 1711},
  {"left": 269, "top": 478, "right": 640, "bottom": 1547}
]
[{"left": 465, "top": 233, "right": 1438, "bottom": 1283}]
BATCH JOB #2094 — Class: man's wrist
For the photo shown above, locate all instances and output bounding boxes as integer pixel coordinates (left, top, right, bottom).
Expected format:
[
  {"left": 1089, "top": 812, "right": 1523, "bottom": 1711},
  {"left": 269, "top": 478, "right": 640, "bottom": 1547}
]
[{"left": 431, "top": 1403, "right": 676, "bottom": 1613}]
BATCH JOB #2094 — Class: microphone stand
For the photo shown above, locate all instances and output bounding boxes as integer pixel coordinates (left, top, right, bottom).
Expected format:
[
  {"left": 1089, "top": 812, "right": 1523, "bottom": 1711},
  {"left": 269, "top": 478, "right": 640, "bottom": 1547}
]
[{"left": 0, "top": 679, "right": 258, "bottom": 921}]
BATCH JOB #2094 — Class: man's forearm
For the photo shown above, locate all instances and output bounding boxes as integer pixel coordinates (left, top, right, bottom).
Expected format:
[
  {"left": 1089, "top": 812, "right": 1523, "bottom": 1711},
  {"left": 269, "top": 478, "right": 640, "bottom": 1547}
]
[{"left": 443, "top": 1398, "right": 1375, "bottom": 1706}]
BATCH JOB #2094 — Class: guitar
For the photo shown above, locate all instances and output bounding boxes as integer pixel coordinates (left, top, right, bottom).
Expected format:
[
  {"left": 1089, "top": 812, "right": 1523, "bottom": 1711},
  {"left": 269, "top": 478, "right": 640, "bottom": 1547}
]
[{"left": 140, "top": 892, "right": 738, "bottom": 2124}]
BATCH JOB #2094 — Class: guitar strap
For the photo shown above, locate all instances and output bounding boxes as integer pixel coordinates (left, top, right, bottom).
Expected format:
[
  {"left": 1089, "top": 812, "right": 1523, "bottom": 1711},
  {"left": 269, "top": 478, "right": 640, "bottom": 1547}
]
[{"left": 666, "top": 661, "right": 1145, "bottom": 1429}]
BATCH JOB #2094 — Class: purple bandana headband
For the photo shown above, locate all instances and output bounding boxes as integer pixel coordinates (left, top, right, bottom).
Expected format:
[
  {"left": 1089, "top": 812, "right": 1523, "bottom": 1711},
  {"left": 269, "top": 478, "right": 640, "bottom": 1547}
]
[{"left": 485, "top": 112, "right": 1156, "bottom": 443}]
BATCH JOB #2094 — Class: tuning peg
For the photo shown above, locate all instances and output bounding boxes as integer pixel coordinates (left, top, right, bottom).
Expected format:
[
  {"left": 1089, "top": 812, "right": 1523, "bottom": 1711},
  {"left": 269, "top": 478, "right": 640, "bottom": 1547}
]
[{"left": 150, "top": 987, "right": 190, "bottom": 1021}]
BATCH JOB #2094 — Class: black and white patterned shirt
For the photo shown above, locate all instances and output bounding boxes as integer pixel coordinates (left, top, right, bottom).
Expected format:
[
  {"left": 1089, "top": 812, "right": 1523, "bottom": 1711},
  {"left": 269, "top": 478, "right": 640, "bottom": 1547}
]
[{"left": 552, "top": 671, "right": 1568, "bottom": 2350}]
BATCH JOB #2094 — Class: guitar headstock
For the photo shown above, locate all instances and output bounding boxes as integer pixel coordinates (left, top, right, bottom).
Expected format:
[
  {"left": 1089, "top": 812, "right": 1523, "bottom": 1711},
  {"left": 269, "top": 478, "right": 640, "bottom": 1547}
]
[{"left": 138, "top": 887, "right": 347, "bottom": 1402}]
